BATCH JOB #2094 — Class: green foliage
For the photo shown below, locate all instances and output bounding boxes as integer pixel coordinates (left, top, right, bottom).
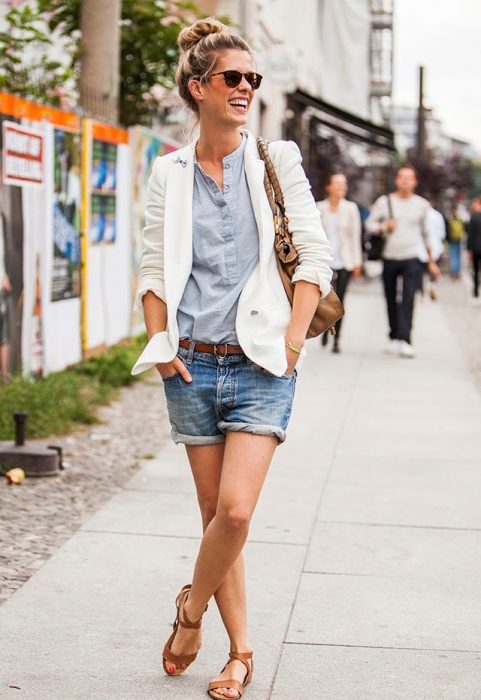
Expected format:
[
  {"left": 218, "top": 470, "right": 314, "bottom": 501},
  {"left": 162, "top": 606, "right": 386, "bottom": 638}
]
[
  {"left": 37, "top": 0, "right": 202, "bottom": 127},
  {"left": 0, "top": 3, "right": 75, "bottom": 105},
  {"left": 0, "top": 335, "right": 147, "bottom": 441}
]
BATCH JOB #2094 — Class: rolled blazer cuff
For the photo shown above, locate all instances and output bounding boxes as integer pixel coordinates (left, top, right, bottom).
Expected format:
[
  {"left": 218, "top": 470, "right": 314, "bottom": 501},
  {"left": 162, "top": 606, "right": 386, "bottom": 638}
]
[
  {"left": 133, "top": 282, "right": 166, "bottom": 314},
  {"left": 131, "top": 330, "right": 173, "bottom": 375},
  {"left": 291, "top": 267, "right": 333, "bottom": 299}
]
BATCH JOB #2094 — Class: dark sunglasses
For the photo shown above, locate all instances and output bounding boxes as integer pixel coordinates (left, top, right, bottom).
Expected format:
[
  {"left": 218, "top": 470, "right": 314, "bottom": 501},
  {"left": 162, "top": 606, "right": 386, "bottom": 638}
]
[{"left": 210, "top": 70, "right": 263, "bottom": 90}]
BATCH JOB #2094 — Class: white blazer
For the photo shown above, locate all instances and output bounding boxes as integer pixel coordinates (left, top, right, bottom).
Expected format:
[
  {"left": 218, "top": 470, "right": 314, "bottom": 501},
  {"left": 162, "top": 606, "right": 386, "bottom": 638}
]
[
  {"left": 132, "top": 130, "right": 333, "bottom": 377},
  {"left": 317, "top": 198, "right": 362, "bottom": 271}
]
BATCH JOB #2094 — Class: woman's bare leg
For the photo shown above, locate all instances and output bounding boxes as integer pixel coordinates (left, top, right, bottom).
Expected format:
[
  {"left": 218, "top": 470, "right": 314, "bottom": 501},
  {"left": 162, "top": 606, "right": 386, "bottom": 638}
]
[
  {"left": 182, "top": 432, "right": 277, "bottom": 696},
  {"left": 166, "top": 442, "right": 250, "bottom": 680}
]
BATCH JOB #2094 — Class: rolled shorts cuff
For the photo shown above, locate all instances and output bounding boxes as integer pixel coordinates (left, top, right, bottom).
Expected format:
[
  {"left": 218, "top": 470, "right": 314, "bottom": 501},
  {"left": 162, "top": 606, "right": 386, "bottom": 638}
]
[
  {"left": 170, "top": 429, "right": 225, "bottom": 446},
  {"left": 217, "top": 421, "right": 286, "bottom": 444}
]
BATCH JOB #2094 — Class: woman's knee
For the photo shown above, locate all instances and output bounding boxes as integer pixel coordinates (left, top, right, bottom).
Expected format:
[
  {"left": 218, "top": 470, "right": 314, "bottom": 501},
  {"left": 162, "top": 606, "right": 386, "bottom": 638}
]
[{"left": 216, "top": 503, "right": 252, "bottom": 533}]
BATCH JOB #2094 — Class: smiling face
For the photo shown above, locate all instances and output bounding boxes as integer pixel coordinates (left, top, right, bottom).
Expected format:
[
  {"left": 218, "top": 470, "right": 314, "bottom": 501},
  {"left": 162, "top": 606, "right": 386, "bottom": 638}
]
[{"left": 188, "top": 49, "right": 256, "bottom": 129}]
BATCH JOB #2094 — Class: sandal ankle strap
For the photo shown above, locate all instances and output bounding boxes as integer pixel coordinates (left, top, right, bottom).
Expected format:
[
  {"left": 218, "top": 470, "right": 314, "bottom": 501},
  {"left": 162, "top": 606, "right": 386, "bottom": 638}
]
[
  {"left": 229, "top": 651, "right": 253, "bottom": 661},
  {"left": 177, "top": 584, "right": 208, "bottom": 629},
  {"left": 228, "top": 651, "right": 253, "bottom": 678}
]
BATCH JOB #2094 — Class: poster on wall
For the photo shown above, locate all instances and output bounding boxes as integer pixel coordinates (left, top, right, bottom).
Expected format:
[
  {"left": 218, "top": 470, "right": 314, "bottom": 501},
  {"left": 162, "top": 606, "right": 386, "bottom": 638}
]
[
  {"left": 51, "top": 128, "right": 81, "bottom": 301},
  {"left": 130, "top": 127, "right": 179, "bottom": 332},
  {"left": 0, "top": 114, "right": 25, "bottom": 378},
  {"left": 2, "top": 121, "right": 44, "bottom": 188},
  {"left": 90, "top": 139, "right": 117, "bottom": 244}
]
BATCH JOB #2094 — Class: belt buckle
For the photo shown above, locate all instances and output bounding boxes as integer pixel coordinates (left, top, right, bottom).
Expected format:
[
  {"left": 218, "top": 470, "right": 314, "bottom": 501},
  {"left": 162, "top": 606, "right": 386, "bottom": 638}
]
[{"left": 213, "top": 343, "right": 228, "bottom": 356}]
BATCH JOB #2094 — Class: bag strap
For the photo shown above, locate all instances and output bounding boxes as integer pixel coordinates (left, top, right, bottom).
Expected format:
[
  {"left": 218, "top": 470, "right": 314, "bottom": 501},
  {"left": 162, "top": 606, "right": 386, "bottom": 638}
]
[
  {"left": 386, "top": 194, "right": 394, "bottom": 218},
  {"left": 256, "top": 137, "right": 298, "bottom": 267},
  {"left": 256, "top": 137, "right": 285, "bottom": 218}
]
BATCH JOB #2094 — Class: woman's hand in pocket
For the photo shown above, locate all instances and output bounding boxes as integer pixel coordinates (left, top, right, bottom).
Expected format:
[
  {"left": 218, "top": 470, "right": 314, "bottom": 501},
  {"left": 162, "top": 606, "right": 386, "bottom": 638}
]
[{"left": 155, "top": 356, "right": 192, "bottom": 382}]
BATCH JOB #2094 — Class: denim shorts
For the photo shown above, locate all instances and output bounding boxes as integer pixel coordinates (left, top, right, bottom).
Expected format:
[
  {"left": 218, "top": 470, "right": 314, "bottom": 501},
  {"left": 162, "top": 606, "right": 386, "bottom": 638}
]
[{"left": 162, "top": 344, "right": 297, "bottom": 445}]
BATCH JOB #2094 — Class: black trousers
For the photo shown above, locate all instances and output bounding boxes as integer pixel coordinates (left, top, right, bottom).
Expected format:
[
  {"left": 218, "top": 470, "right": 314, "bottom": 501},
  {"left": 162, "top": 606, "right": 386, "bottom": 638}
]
[
  {"left": 331, "top": 268, "right": 352, "bottom": 339},
  {"left": 473, "top": 254, "right": 481, "bottom": 297},
  {"left": 382, "top": 258, "right": 423, "bottom": 344}
]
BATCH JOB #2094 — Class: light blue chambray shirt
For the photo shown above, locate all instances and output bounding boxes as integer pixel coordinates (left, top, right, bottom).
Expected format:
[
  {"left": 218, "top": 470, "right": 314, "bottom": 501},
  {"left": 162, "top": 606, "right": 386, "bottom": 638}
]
[{"left": 177, "top": 135, "right": 259, "bottom": 344}]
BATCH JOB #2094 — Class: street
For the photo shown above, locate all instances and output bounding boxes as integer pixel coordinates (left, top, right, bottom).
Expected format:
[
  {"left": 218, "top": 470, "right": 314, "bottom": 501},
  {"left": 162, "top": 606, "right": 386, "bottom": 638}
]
[{"left": 1, "top": 278, "right": 480, "bottom": 700}]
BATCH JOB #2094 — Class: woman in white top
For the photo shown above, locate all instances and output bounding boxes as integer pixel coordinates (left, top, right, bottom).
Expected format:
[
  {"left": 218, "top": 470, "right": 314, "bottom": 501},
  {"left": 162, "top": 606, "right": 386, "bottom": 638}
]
[
  {"left": 132, "top": 17, "right": 332, "bottom": 700},
  {"left": 317, "top": 173, "right": 362, "bottom": 353}
]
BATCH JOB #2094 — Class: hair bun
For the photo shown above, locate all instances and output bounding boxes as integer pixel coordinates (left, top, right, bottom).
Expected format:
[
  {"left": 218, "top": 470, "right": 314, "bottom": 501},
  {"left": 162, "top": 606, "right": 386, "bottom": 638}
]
[{"left": 177, "top": 17, "right": 226, "bottom": 52}]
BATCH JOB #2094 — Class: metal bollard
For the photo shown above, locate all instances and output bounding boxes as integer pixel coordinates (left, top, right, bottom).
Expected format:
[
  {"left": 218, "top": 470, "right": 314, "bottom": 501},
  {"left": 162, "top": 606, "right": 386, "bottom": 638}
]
[{"left": 14, "top": 412, "right": 28, "bottom": 447}]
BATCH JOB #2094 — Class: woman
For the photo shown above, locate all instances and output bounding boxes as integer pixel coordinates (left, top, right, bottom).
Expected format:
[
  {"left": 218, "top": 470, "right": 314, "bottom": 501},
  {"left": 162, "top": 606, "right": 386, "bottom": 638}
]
[
  {"left": 317, "top": 173, "right": 362, "bottom": 353},
  {"left": 447, "top": 206, "right": 465, "bottom": 279},
  {"left": 132, "top": 17, "right": 332, "bottom": 700}
]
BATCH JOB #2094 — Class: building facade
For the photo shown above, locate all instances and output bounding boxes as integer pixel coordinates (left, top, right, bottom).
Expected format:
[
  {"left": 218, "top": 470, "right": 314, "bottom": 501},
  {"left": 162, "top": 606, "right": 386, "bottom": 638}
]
[{"left": 199, "top": 0, "right": 395, "bottom": 205}]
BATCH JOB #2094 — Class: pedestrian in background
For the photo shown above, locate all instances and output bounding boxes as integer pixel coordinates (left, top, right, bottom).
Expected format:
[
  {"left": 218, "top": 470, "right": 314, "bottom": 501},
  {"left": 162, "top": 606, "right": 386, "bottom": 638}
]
[
  {"left": 421, "top": 202, "right": 447, "bottom": 300},
  {"left": 131, "top": 17, "right": 332, "bottom": 700},
  {"left": 317, "top": 173, "right": 362, "bottom": 353},
  {"left": 446, "top": 206, "right": 465, "bottom": 279},
  {"left": 467, "top": 196, "right": 481, "bottom": 304},
  {"left": 366, "top": 166, "right": 440, "bottom": 358}
]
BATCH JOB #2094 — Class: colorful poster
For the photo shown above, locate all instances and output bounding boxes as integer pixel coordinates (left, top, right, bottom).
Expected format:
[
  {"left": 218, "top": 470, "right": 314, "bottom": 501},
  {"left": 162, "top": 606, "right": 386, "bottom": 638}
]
[
  {"left": 90, "top": 139, "right": 117, "bottom": 244},
  {"left": 51, "top": 128, "right": 81, "bottom": 301},
  {"left": 2, "top": 121, "right": 44, "bottom": 187},
  {"left": 91, "top": 193, "right": 116, "bottom": 244},
  {"left": 0, "top": 115, "right": 24, "bottom": 378}
]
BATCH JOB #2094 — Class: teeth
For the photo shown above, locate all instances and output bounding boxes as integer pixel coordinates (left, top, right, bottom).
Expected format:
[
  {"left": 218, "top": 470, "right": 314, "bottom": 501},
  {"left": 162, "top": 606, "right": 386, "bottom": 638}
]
[{"left": 230, "top": 100, "right": 247, "bottom": 107}]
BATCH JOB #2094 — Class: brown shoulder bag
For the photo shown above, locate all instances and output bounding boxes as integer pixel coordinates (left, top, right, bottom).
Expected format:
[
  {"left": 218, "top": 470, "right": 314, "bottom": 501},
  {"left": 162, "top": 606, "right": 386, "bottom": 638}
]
[{"left": 257, "top": 137, "right": 344, "bottom": 339}]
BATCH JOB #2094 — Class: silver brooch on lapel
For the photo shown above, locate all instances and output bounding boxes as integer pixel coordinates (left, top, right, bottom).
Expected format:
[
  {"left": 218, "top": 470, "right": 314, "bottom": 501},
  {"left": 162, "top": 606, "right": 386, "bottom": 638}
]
[{"left": 174, "top": 155, "right": 188, "bottom": 168}]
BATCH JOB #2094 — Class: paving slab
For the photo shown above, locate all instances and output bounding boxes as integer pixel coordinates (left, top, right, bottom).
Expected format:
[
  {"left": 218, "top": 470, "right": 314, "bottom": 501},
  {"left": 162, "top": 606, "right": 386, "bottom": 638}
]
[
  {"left": 270, "top": 644, "right": 481, "bottom": 700},
  {"left": 286, "top": 572, "right": 481, "bottom": 652},
  {"left": 82, "top": 472, "right": 323, "bottom": 546},
  {"left": 0, "top": 531, "right": 305, "bottom": 700},
  {"left": 305, "top": 521, "right": 481, "bottom": 578},
  {"left": 317, "top": 457, "right": 481, "bottom": 529}
]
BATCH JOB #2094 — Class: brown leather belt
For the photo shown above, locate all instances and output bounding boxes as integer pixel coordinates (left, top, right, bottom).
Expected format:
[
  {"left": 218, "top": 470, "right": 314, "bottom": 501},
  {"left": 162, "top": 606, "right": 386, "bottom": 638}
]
[{"left": 179, "top": 339, "right": 244, "bottom": 356}]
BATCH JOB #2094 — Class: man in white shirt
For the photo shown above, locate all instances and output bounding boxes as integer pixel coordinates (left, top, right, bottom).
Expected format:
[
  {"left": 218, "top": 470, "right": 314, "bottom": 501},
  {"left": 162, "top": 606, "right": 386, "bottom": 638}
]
[{"left": 366, "top": 166, "right": 440, "bottom": 358}]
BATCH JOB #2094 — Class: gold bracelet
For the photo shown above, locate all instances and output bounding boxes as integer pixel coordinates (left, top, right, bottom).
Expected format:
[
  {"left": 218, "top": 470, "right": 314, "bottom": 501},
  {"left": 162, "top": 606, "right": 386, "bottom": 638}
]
[{"left": 285, "top": 340, "right": 302, "bottom": 354}]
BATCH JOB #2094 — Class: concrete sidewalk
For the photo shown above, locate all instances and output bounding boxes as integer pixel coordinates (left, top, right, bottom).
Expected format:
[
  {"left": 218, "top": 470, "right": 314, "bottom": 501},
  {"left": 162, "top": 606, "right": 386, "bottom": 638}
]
[{"left": 1, "top": 280, "right": 480, "bottom": 700}]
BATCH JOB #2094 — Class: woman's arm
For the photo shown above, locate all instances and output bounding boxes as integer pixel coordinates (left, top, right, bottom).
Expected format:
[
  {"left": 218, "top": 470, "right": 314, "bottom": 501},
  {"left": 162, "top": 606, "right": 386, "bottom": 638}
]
[
  {"left": 134, "top": 157, "right": 167, "bottom": 313},
  {"left": 285, "top": 280, "right": 321, "bottom": 372},
  {"left": 273, "top": 141, "right": 333, "bottom": 300},
  {"left": 132, "top": 157, "right": 190, "bottom": 380},
  {"left": 271, "top": 141, "right": 333, "bottom": 372}
]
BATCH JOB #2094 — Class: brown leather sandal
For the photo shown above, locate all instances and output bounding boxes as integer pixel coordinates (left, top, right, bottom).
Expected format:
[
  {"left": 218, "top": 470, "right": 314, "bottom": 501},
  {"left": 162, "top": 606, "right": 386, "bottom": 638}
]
[
  {"left": 162, "top": 583, "right": 208, "bottom": 676},
  {"left": 207, "top": 651, "right": 254, "bottom": 699}
]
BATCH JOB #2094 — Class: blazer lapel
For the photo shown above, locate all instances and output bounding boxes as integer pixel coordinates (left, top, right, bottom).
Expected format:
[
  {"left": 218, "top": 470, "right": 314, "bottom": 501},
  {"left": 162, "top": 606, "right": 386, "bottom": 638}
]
[{"left": 163, "top": 145, "right": 194, "bottom": 310}]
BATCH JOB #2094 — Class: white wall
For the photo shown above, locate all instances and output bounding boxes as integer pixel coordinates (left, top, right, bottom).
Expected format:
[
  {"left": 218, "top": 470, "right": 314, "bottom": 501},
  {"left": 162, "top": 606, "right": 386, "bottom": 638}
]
[
  {"left": 86, "top": 141, "right": 132, "bottom": 349},
  {"left": 21, "top": 121, "right": 82, "bottom": 375},
  {"left": 217, "top": 0, "right": 372, "bottom": 140}
]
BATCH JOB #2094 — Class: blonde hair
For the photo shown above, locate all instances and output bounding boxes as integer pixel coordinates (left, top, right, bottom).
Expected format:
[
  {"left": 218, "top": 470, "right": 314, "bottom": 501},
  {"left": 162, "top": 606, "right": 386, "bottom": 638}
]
[{"left": 176, "top": 17, "right": 252, "bottom": 114}]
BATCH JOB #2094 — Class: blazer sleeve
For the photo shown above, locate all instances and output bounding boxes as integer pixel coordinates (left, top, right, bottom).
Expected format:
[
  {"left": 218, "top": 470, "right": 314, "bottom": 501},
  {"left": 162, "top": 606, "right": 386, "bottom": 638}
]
[
  {"left": 133, "top": 156, "right": 167, "bottom": 313},
  {"left": 273, "top": 141, "right": 333, "bottom": 298}
]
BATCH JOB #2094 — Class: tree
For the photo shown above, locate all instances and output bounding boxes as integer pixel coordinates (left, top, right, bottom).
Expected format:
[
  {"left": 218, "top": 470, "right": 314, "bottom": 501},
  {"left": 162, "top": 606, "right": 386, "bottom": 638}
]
[
  {"left": 38, "top": 0, "right": 201, "bottom": 126},
  {"left": 0, "top": 3, "right": 75, "bottom": 106},
  {"left": 79, "top": 0, "right": 121, "bottom": 123}
]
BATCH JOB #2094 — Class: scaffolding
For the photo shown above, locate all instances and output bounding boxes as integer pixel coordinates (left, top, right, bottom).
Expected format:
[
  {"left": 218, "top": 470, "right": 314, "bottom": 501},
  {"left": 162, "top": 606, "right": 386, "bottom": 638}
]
[{"left": 370, "top": 0, "right": 394, "bottom": 125}]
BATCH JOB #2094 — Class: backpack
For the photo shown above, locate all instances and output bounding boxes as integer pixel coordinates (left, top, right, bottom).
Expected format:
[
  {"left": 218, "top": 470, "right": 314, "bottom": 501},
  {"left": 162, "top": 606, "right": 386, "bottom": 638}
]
[{"left": 449, "top": 218, "right": 465, "bottom": 242}]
